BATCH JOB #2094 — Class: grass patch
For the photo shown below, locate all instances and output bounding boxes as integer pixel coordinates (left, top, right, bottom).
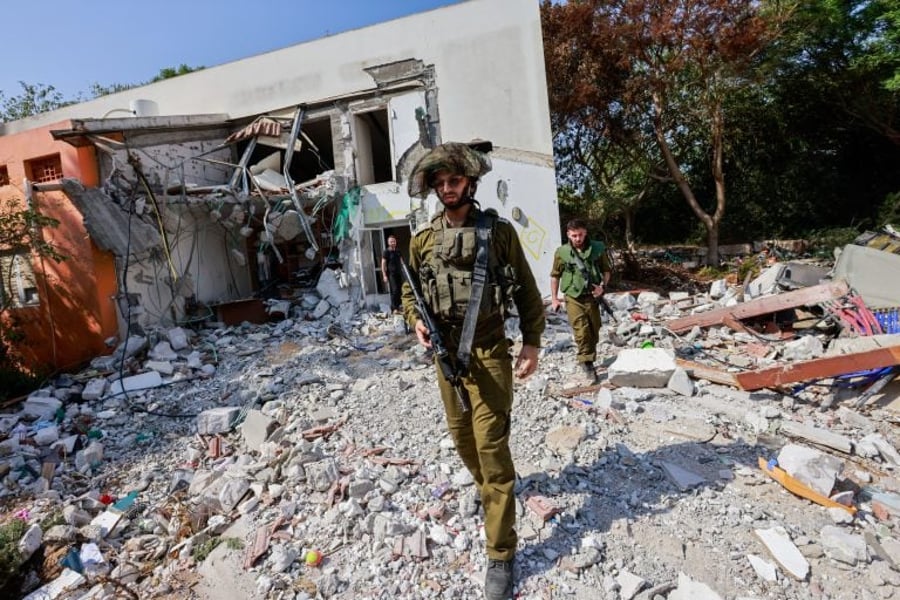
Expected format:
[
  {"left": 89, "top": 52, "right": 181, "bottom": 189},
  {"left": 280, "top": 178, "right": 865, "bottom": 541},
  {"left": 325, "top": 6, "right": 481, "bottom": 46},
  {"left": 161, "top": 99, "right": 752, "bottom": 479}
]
[
  {"left": 0, "top": 519, "right": 28, "bottom": 591},
  {"left": 191, "top": 537, "right": 222, "bottom": 562},
  {"left": 39, "top": 512, "right": 65, "bottom": 531},
  {"left": 224, "top": 537, "right": 244, "bottom": 550}
]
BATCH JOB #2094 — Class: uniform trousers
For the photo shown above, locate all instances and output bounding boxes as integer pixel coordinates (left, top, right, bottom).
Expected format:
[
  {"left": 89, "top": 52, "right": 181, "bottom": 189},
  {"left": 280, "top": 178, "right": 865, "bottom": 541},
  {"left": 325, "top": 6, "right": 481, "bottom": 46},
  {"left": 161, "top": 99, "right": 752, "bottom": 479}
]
[
  {"left": 435, "top": 336, "right": 517, "bottom": 561},
  {"left": 565, "top": 294, "right": 601, "bottom": 363}
]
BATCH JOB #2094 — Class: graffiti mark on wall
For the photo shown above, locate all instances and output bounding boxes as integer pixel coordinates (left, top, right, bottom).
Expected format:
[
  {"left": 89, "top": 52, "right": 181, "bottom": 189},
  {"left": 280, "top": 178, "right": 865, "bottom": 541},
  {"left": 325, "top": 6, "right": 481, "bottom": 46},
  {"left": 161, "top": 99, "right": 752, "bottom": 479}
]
[{"left": 519, "top": 219, "right": 547, "bottom": 261}]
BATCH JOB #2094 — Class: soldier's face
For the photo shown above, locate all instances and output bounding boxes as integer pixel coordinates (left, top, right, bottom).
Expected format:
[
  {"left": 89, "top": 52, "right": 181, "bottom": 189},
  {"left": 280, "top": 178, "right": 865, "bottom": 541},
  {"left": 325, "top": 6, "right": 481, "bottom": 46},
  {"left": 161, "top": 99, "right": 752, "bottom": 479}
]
[
  {"left": 567, "top": 227, "right": 588, "bottom": 249},
  {"left": 431, "top": 170, "right": 470, "bottom": 209}
]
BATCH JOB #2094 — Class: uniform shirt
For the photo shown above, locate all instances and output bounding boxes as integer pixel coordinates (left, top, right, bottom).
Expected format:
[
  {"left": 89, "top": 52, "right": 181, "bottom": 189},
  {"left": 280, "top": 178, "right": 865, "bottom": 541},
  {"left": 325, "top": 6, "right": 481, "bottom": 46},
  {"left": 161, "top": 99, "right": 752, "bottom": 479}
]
[{"left": 402, "top": 209, "right": 545, "bottom": 348}]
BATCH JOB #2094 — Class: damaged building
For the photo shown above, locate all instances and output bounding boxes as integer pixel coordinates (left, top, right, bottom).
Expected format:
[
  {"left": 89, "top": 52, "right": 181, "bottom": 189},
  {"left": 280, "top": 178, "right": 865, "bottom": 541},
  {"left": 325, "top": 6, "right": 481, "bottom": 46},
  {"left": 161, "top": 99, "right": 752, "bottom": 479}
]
[{"left": 0, "top": 0, "right": 560, "bottom": 372}]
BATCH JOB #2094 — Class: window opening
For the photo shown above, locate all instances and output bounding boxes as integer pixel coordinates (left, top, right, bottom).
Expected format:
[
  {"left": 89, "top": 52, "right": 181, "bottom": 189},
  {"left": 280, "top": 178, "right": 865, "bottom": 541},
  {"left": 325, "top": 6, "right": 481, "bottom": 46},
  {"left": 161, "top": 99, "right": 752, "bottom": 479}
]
[
  {"left": 0, "top": 252, "right": 39, "bottom": 308},
  {"left": 24, "top": 154, "right": 63, "bottom": 184},
  {"left": 354, "top": 108, "right": 392, "bottom": 185}
]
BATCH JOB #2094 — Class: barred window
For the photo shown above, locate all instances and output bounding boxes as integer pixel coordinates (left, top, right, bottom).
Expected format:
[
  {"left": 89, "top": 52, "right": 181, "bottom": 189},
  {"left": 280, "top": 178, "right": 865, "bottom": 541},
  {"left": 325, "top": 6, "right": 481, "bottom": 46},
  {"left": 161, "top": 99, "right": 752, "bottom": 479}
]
[
  {"left": 24, "top": 154, "right": 63, "bottom": 184},
  {"left": 0, "top": 253, "right": 39, "bottom": 308},
  {"left": 0, "top": 165, "right": 9, "bottom": 186}
]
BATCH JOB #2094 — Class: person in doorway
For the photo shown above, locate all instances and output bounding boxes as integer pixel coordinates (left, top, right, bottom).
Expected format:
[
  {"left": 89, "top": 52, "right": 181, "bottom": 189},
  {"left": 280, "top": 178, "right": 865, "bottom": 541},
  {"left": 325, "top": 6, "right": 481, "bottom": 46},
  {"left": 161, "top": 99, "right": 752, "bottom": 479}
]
[
  {"left": 550, "top": 219, "right": 612, "bottom": 384},
  {"left": 402, "top": 141, "right": 545, "bottom": 600},
  {"left": 381, "top": 235, "right": 403, "bottom": 313}
]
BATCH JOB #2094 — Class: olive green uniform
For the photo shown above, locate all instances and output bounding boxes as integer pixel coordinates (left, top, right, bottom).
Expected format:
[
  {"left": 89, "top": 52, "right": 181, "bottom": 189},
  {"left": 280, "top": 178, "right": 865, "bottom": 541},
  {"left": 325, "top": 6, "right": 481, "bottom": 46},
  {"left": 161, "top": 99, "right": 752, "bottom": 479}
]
[
  {"left": 402, "top": 209, "right": 544, "bottom": 562},
  {"left": 551, "top": 241, "right": 611, "bottom": 364}
]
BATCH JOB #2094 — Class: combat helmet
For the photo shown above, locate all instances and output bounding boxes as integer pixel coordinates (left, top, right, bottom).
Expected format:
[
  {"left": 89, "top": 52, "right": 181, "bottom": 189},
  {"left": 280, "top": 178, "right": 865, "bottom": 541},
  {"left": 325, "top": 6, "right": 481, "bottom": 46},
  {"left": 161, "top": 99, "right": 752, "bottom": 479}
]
[{"left": 407, "top": 141, "right": 492, "bottom": 199}]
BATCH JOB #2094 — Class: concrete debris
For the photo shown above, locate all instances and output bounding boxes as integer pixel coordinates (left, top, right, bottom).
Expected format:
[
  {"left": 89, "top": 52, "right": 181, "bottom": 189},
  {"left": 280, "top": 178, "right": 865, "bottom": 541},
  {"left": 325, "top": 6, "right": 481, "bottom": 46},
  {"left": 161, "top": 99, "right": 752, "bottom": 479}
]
[
  {"left": 776, "top": 443, "right": 843, "bottom": 497},
  {"left": 754, "top": 526, "right": 810, "bottom": 581},
  {"left": 2, "top": 270, "right": 900, "bottom": 600},
  {"left": 668, "top": 572, "right": 724, "bottom": 600},
  {"left": 608, "top": 348, "right": 677, "bottom": 387}
]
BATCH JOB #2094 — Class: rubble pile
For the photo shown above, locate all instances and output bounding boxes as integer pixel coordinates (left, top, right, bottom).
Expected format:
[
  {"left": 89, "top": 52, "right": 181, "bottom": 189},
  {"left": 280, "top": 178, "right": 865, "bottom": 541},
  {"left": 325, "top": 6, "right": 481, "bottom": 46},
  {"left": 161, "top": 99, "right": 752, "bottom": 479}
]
[{"left": 1, "top": 260, "right": 899, "bottom": 600}]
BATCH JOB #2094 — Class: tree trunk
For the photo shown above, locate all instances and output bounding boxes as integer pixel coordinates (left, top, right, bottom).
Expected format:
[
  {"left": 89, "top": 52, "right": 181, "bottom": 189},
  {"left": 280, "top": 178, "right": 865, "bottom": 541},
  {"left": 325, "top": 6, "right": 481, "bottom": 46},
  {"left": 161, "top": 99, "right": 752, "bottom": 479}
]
[
  {"left": 623, "top": 207, "right": 635, "bottom": 252},
  {"left": 706, "top": 222, "right": 720, "bottom": 268},
  {"left": 653, "top": 95, "right": 725, "bottom": 266}
]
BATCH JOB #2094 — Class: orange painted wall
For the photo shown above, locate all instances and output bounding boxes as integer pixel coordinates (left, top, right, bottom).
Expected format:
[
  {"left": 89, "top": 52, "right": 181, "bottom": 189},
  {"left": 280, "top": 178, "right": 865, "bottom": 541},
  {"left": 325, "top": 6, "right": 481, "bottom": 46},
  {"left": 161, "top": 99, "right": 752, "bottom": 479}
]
[{"left": 0, "top": 122, "right": 119, "bottom": 373}]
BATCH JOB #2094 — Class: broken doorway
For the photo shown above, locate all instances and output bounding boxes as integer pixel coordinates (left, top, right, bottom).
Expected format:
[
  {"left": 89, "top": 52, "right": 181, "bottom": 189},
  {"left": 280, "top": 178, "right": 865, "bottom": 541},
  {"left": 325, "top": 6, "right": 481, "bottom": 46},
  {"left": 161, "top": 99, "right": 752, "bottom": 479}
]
[{"left": 370, "top": 225, "right": 411, "bottom": 295}]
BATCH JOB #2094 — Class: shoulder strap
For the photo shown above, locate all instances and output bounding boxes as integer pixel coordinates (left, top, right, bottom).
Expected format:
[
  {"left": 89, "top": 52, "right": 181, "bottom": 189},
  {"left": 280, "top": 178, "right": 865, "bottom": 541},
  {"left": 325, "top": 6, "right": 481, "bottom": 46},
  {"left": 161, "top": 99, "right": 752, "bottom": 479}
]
[
  {"left": 456, "top": 210, "right": 492, "bottom": 374},
  {"left": 569, "top": 244, "right": 592, "bottom": 286}
]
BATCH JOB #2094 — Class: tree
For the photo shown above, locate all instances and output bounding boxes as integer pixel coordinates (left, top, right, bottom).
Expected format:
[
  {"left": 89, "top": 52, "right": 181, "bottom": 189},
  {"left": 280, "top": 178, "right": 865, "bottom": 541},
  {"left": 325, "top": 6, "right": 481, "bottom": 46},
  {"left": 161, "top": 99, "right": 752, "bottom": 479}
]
[
  {"left": 0, "top": 82, "right": 73, "bottom": 122},
  {"left": 0, "top": 64, "right": 205, "bottom": 120},
  {"left": 0, "top": 194, "right": 64, "bottom": 394},
  {"left": 150, "top": 64, "right": 205, "bottom": 83},
  {"left": 542, "top": 0, "right": 784, "bottom": 264}
]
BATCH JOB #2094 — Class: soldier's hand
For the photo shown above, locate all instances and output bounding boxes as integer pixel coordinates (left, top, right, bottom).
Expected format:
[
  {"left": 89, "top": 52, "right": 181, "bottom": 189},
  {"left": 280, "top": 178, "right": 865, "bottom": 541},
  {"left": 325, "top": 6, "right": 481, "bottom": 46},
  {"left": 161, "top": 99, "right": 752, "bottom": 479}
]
[
  {"left": 514, "top": 344, "right": 539, "bottom": 379},
  {"left": 414, "top": 319, "right": 432, "bottom": 349},
  {"left": 591, "top": 283, "right": 605, "bottom": 298},
  {"left": 550, "top": 298, "right": 561, "bottom": 313}
]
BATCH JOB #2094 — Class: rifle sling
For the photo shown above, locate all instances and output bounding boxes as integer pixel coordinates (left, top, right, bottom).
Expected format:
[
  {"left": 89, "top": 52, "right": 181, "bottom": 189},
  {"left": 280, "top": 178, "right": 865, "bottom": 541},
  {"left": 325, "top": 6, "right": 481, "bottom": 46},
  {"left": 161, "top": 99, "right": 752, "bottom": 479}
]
[
  {"left": 568, "top": 244, "right": 594, "bottom": 293},
  {"left": 456, "top": 211, "right": 492, "bottom": 375}
]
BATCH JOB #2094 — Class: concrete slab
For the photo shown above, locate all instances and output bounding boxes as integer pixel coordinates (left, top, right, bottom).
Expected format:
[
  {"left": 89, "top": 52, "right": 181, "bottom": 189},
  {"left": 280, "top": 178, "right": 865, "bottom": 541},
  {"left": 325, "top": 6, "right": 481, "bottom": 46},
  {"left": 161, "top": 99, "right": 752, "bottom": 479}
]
[
  {"left": 833, "top": 244, "right": 900, "bottom": 309},
  {"left": 194, "top": 516, "right": 258, "bottom": 600}
]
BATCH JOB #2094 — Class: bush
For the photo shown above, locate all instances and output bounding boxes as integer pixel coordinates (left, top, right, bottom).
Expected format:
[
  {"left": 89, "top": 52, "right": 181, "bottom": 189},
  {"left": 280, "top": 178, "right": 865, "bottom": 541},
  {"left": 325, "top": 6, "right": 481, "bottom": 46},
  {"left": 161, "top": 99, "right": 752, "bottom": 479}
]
[
  {"left": 0, "top": 519, "right": 27, "bottom": 592},
  {"left": 0, "top": 317, "right": 44, "bottom": 402},
  {"left": 807, "top": 227, "right": 860, "bottom": 255},
  {"left": 877, "top": 191, "right": 900, "bottom": 228}
]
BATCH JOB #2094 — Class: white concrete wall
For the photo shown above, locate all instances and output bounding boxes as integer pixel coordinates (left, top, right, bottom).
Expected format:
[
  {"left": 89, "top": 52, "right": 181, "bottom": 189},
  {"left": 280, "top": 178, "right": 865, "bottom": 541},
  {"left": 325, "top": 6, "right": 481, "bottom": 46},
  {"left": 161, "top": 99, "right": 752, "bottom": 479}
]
[
  {"left": 2, "top": 0, "right": 553, "bottom": 157},
  {"left": 8, "top": 0, "right": 561, "bottom": 300},
  {"left": 358, "top": 154, "right": 559, "bottom": 298}
]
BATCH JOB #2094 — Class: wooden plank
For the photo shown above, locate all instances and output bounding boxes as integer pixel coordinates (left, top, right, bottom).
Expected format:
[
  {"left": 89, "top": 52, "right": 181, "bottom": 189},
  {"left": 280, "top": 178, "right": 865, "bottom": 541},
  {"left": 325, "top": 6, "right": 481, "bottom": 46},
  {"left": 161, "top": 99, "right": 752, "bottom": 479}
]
[
  {"left": 735, "top": 345, "right": 900, "bottom": 391},
  {"left": 666, "top": 280, "right": 849, "bottom": 333},
  {"left": 758, "top": 457, "right": 856, "bottom": 515},
  {"left": 675, "top": 359, "right": 738, "bottom": 387}
]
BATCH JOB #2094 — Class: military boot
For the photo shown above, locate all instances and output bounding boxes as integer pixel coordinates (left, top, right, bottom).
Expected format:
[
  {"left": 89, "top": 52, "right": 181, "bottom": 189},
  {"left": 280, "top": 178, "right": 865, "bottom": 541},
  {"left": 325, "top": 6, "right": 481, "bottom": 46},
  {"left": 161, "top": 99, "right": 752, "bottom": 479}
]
[
  {"left": 484, "top": 557, "right": 514, "bottom": 600},
  {"left": 579, "top": 361, "right": 597, "bottom": 384}
]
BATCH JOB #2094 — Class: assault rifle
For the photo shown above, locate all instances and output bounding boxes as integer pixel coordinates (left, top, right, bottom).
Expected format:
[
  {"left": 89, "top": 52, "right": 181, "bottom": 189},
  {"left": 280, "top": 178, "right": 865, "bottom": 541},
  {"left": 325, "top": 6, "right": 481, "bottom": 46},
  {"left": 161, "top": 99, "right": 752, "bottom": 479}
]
[
  {"left": 597, "top": 293, "right": 618, "bottom": 323},
  {"left": 567, "top": 245, "right": 618, "bottom": 323},
  {"left": 399, "top": 258, "right": 471, "bottom": 413}
]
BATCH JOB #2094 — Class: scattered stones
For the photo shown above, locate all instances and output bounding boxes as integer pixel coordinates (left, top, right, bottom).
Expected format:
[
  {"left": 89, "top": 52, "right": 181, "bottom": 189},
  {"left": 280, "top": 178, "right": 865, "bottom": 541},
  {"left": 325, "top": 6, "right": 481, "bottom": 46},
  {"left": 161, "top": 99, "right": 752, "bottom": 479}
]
[{"left": 1, "top": 281, "right": 898, "bottom": 600}]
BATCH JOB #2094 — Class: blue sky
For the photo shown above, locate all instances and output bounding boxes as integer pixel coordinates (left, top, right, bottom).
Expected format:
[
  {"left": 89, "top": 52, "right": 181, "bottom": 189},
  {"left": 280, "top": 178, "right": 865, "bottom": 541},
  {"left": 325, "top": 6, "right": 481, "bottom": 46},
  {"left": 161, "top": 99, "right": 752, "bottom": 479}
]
[{"left": 1, "top": 0, "right": 462, "bottom": 100}]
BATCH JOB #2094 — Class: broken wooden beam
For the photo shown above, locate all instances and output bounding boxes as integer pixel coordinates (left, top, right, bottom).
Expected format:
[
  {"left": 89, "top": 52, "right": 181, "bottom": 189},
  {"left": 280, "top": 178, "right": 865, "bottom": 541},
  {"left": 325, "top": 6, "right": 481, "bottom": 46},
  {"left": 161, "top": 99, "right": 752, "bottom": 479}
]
[
  {"left": 675, "top": 359, "right": 739, "bottom": 387},
  {"left": 666, "top": 279, "right": 849, "bottom": 333},
  {"left": 735, "top": 344, "right": 900, "bottom": 391}
]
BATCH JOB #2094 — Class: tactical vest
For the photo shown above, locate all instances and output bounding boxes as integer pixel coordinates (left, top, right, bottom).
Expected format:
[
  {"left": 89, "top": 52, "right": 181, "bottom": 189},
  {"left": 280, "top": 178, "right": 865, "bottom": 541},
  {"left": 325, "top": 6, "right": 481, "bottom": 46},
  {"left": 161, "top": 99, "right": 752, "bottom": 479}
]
[
  {"left": 557, "top": 240, "right": 606, "bottom": 297},
  {"left": 418, "top": 209, "right": 518, "bottom": 322}
]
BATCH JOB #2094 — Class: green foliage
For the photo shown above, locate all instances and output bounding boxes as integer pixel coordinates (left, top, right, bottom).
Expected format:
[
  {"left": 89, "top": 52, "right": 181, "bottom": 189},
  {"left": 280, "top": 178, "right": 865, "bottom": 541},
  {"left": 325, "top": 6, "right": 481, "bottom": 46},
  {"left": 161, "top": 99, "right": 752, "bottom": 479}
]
[
  {"left": 736, "top": 256, "right": 762, "bottom": 283},
  {"left": 192, "top": 537, "right": 222, "bottom": 562},
  {"left": 807, "top": 227, "right": 861, "bottom": 254},
  {"left": 0, "top": 198, "right": 64, "bottom": 261},
  {"left": 0, "top": 196, "right": 65, "bottom": 392},
  {"left": 0, "top": 82, "right": 73, "bottom": 123},
  {"left": 39, "top": 512, "right": 65, "bottom": 531},
  {"left": 877, "top": 191, "right": 900, "bottom": 227},
  {"left": 87, "top": 82, "right": 137, "bottom": 99},
  {"left": 1, "top": 64, "right": 205, "bottom": 118},
  {"left": 224, "top": 537, "right": 244, "bottom": 550},
  {"left": 0, "top": 518, "right": 27, "bottom": 591},
  {"left": 543, "top": 0, "right": 900, "bottom": 249},
  {"left": 151, "top": 64, "right": 205, "bottom": 83}
]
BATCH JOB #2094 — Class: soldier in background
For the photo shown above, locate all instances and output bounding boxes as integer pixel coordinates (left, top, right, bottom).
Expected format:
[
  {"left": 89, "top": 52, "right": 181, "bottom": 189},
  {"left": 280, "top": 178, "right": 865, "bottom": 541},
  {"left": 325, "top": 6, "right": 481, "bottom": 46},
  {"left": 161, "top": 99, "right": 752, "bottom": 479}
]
[{"left": 550, "top": 219, "right": 612, "bottom": 384}]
